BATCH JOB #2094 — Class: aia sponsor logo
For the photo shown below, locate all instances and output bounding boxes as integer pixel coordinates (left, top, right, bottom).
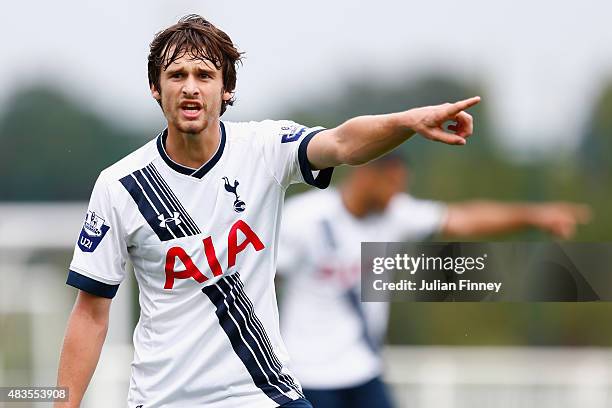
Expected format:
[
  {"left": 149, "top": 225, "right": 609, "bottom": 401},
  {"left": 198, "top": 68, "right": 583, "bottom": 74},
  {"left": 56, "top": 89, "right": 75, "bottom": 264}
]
[
  {"left": 164, "top": 219, "right": 264, "bottom": 289},
  {"left": 317, "top": 260, "right": 361, "bottom": 289}
]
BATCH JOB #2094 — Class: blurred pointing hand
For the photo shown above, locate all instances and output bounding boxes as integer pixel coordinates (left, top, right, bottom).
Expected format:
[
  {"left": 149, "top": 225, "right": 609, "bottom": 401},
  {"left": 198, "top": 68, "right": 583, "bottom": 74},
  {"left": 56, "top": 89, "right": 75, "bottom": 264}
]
[{"left": 531, "top": 203, "right": 592, "bottom": 239}]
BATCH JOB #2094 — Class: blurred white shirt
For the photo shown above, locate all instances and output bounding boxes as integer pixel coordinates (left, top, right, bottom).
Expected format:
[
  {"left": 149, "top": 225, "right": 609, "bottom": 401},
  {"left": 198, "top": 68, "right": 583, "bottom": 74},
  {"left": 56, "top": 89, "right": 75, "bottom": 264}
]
[{"left": 278, "top": 188, "right": 446, "bottom": 388}]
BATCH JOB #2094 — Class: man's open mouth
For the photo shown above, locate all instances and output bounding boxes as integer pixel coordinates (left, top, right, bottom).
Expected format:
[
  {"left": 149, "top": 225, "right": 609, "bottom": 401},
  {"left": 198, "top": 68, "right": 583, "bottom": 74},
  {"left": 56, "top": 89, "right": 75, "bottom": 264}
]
[{"left": 180, "top": 102, "right": 203, "bottom": 119}]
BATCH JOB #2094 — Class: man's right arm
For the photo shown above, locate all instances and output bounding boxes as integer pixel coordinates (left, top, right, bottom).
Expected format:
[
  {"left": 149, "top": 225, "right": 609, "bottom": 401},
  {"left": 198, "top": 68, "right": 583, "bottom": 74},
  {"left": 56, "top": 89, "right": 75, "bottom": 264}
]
[
  {"left": 441, "top": 201, "right": 592, "bottom": 239},
  {"left": 55, "top": 290, "right": 111, "bottom": 408},
  {"left": 306, "top": 97, "right": 480, "bottom": 169}
]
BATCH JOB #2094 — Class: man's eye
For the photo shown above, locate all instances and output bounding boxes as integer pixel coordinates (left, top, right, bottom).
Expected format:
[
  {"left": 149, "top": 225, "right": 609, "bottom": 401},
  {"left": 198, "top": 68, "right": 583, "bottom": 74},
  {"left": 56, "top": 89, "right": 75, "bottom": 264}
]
[
  {"left": 171, "top": 73, "right": 183, "bottom": 79},
  {"left": 200, "top": 73, "right": 210, "bottom": 79}
]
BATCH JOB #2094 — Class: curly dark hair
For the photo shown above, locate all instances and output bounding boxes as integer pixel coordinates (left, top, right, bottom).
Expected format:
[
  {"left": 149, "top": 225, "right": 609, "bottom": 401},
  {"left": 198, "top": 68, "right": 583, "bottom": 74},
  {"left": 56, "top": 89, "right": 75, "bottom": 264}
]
[{"left": 148, "top": 14, "right": 243, "bottom": 116}]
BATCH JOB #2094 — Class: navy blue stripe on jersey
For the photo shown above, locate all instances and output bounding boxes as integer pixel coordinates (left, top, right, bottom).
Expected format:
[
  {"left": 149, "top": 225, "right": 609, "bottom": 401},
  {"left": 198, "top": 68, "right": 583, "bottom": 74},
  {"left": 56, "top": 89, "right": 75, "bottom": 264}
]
[
  {"left": 297, "top": 129, "right": 334, "bottom": 189},
  {"left": 345, "top": 288, "right": 380, "bottom": 353},
  {"left": 202, "top": 274, "right": 296, "bottom": 405},
  {"left": 228, "top": 275, "right": 302, "bottom": 393},
  {"left": 280, "top": 399, "right": 313, "bottom": 408},
  {"left": 140, "top": 164, "right": 200, "bottom": 235},
  {"left": 66, "top": 270, "right": 119, "bottom": 299},
  {"left": 320, "top": 219, "right": 337, "bottom": 249},
  {"left": 319, "top": 219, "right": 379, "bottom": 351},
  {"left": 229, "top": 274, "right": 303, "bottom": 394},
  {"left": 145, "top": 164, "right": 201, "bottom": 234},
  {"left": 132, "top": 170, "right": 187, "bottom": 239},
  {"left": 140, "top": 166, "right": 197, "bottom": 236},
  {"left": 230, "top": 275, "right": 301, "bottom": 391},
  {"left": 156, "top": 122, "right": 226, "bottom": 179},
  {"left": 216, "top": 277, "right": 299, "bottom": 396},
  {"left": 120, "top": 165, "right": 203, "bottom": 241},
  {"left": 119, "top": 174, "right": 175, "bottom": 241}
]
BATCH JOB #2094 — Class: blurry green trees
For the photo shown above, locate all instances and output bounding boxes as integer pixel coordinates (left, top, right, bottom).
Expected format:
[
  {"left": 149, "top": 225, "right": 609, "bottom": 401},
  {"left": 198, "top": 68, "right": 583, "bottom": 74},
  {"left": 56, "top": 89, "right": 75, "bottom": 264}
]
[
  {"left": 0, "top": 85, "right": 150, "bottom": 200},
  {"left": 581, "top": 80, "right": 612, "bottom": 178}
]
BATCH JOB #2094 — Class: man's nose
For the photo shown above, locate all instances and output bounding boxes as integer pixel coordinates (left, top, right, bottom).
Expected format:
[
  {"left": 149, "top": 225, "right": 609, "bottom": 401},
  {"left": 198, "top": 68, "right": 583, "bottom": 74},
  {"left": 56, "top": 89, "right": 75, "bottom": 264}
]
[{"left": 182, "top": 76, "right": 200, "bottom": 97}]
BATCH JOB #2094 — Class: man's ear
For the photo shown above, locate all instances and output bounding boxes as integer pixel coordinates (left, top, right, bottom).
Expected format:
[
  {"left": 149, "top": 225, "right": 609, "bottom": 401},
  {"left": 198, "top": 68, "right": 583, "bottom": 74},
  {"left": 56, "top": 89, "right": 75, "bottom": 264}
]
[
  {"left": 151, "top": 83, "right": 161, "bottom": 101},
  {"left": 222, "top": 90, "right": 232, "bottom": 101}
]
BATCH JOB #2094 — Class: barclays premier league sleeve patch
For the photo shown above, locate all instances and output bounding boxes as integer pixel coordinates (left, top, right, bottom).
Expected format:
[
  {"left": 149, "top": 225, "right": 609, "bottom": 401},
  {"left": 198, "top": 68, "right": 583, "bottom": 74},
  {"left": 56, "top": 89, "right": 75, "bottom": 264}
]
[
  {"left": 78, "top": 210, "right": 110, "bottom": 252},
  {"left": 280, "top": 125, "right": 306, "bottom": 144}
]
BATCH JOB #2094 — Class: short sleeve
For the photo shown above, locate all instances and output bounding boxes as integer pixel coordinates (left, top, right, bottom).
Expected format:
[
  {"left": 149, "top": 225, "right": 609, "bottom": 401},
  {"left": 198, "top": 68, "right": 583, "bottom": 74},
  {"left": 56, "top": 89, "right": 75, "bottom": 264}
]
[
  {"left": 256, "top": 120, "right": 334, "bottom": 189},
  {"left": 67, "top": 175, "right": 128, "bottom": 298},
  {"left": 388, "top": 194, "right": 448, "bottom": 240}
]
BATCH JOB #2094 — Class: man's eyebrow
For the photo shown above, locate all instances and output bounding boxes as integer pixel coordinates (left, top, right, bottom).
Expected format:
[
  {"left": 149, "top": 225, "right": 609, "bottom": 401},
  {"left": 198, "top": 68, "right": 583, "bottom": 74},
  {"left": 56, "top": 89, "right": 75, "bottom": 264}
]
[
  {"left": 197, "top": 67, "right": 216, "bottom": 75},
  {"left": 164, "top": 66, "right": 184, "bottom": 74}
]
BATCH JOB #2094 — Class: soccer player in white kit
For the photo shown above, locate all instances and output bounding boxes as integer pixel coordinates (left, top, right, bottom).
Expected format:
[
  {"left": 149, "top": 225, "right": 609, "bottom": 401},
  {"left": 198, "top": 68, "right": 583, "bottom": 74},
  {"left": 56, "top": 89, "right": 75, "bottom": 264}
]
[
  {"left": 277, "top": 156, "right": 590, "bottom": 408},
  {"left": 55, "top": 15, "right": 483, "bottom": 408}
]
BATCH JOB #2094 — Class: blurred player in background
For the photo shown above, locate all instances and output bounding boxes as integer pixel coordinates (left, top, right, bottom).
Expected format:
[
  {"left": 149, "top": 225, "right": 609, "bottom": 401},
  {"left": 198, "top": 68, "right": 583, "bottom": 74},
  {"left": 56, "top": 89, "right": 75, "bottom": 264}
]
[
  {"left": 56, "top": 15, "right": 482, "bottom": 408},
  {"left": 277, "top": 155, "right": 590, "bottom": 408}
]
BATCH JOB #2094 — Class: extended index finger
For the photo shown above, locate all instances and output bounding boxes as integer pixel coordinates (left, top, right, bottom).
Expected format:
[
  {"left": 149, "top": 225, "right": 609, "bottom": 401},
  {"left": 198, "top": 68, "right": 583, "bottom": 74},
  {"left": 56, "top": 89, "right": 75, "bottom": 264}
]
[{"left": 447, "top": 96, "right": 481, "bottom": 115}]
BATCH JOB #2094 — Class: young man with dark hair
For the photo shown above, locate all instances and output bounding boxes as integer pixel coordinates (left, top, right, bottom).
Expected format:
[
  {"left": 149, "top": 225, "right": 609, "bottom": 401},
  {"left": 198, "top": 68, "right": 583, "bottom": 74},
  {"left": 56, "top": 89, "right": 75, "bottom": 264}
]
[{"left": 56, "top": 14, "right": 480, "bottom": 408}]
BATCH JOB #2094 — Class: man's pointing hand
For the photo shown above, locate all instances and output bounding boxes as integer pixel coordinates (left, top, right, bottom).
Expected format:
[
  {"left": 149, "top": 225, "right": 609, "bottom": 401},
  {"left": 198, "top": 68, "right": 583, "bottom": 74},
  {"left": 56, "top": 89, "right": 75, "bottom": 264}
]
[{"left": 406, "top": 96, "right": 481, "bottom": 145}]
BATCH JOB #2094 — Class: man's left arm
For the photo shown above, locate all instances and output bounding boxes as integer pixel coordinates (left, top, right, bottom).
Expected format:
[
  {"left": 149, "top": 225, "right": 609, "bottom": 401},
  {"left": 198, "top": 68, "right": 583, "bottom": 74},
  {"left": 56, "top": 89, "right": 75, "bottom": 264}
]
[{"left": 306, "top": 96, "right": 480, "bottom": 169}]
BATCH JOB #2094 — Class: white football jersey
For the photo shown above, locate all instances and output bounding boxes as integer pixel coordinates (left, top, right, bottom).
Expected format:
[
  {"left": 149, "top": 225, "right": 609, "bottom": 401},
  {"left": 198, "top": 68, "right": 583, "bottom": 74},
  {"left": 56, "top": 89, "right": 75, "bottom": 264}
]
[
  {"left": 67, "top": 120, "right": 333, "bottom": 408},
  {"left": 278, "top": 189, "right": 446, "bottom": 389}
]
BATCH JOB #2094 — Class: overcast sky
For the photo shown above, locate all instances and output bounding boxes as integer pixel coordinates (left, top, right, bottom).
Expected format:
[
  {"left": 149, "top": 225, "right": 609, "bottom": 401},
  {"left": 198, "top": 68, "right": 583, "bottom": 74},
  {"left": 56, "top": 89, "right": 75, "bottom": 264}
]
[{"left": 2, "top": 1, "right": 611, "bottom": 156}]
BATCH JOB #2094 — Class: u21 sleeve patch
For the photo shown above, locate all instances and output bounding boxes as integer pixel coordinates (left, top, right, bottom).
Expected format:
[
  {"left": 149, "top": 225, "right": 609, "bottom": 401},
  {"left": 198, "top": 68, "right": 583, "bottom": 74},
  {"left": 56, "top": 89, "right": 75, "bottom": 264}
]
[{"left": 78, "top": 210, "right": 110, "bottom": 252}]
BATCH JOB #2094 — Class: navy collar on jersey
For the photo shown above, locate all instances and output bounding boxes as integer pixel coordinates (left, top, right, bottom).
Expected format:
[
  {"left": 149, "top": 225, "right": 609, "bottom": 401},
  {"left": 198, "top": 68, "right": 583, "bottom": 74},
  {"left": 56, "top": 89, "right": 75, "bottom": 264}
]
[{"left": 156, "top": 122, "right": 226, "bottom": 179}]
